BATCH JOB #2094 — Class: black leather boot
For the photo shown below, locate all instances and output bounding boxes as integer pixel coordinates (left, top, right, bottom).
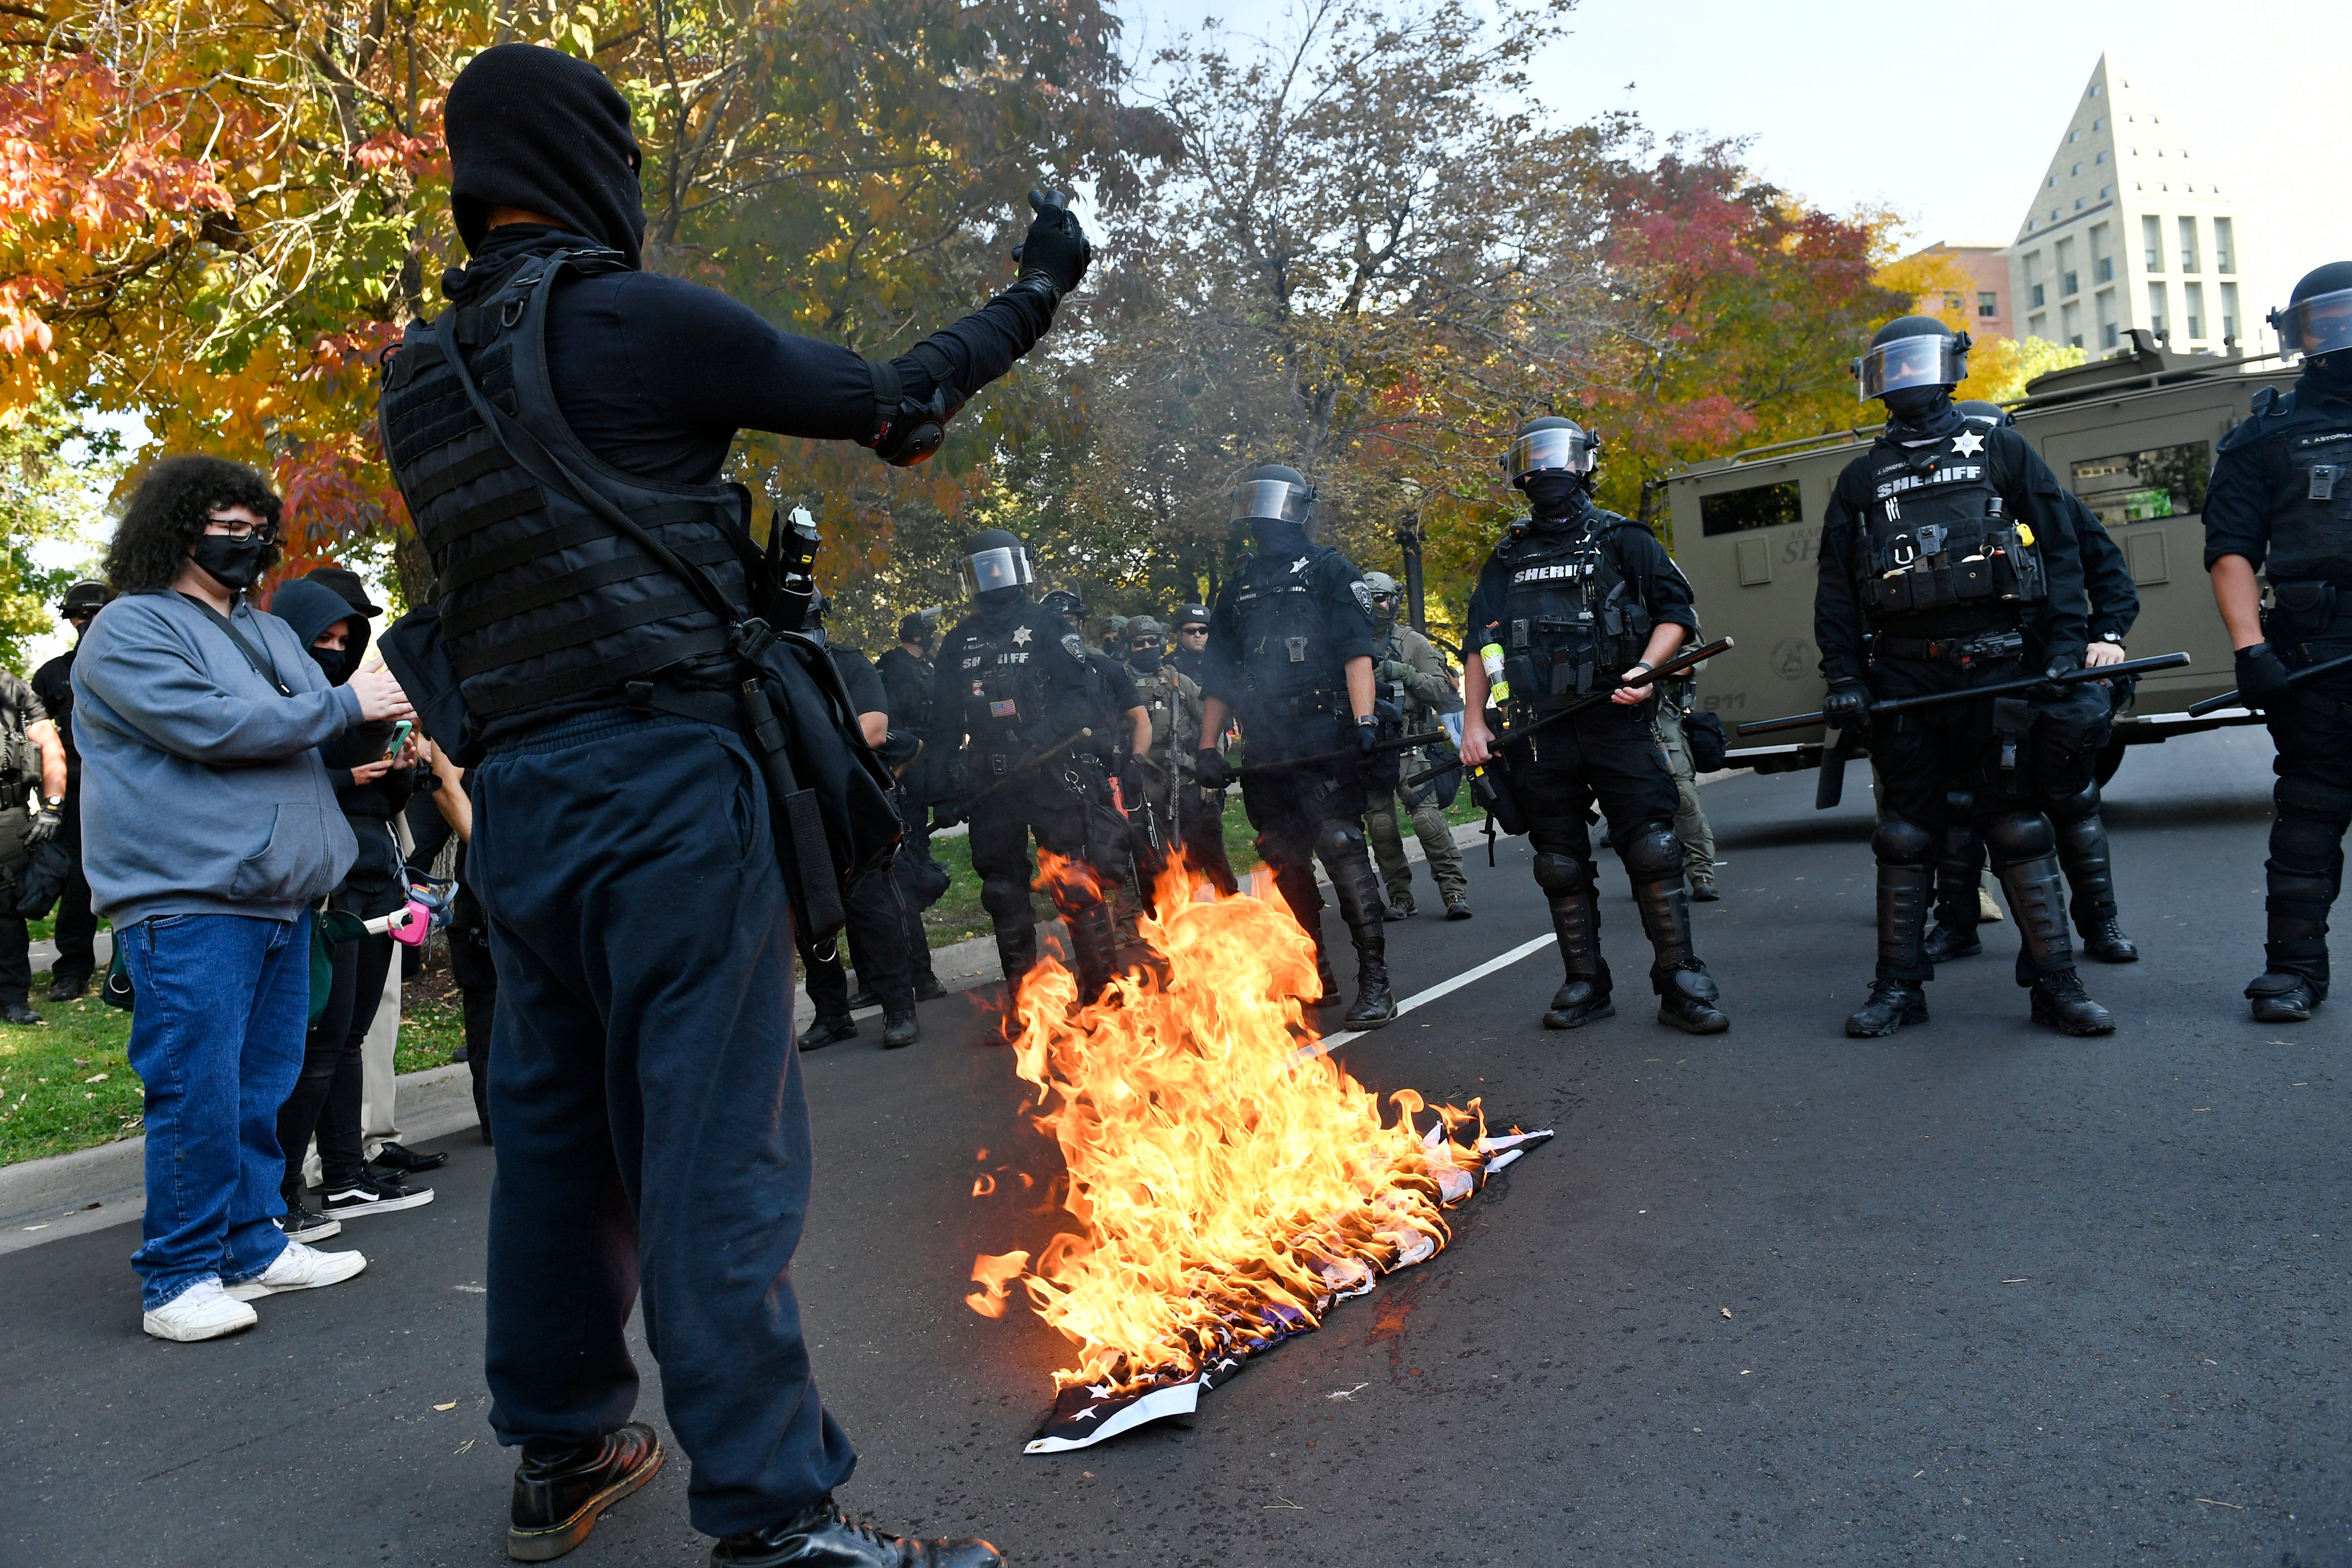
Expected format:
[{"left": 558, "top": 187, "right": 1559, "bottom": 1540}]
[
  {"left": 2057, "top": 809, "right": 2137, "bottom": 962},
  {"left": 1066, "top": 900, "right": 1117, "bottom": 1001},
  {"left": 991, "top": 914, "right": 1037, "bottom": 997},
  {"left": 1847, "top": 850, "right": 1934, "bottom": 1038},
  {"left": 1991, "top": 817, "right": 2114, "bottom": 1035},
  {"left": 710, "top": 1495, "right": 1001, "bottom": 1568},
  {"left": 2247, "top": 971, "right": 2322, "bottom": 1022},
  {"left": 1630, "top": 870, "right": 1729, "bottom": 1034},
  {"left": 1321, "top": 832, "right": 1398, "bottom": 1030},
  {"left": 2252, "top": 849, "right": 2333, "bottom": 1022},
  {"left": 796, "top": 1015, "right": 857, "bottom": 1052},
  {"left": 2028, "top": 970, "right": 2115, "bottom": 1034},
  {"left": 1534, "top": 852, "right": 1612, "bottom": 1028},
  {"left": 880, "top": 1010, "right": 919, "bottom": 1048},
  {"left": 507, "top": 1423, "right": 662, "bottom": 1562}
]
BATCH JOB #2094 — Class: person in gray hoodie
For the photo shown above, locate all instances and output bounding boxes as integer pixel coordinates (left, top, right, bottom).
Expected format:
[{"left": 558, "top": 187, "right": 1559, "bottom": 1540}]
[{"left": 73, "top": 456, "right": 413, "bottom": 1343}]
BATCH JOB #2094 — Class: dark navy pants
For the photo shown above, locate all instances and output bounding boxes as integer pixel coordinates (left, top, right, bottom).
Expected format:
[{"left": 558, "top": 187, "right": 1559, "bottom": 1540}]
[{"left": 471, "top": 710, "right": 856, "bottom": 1538}]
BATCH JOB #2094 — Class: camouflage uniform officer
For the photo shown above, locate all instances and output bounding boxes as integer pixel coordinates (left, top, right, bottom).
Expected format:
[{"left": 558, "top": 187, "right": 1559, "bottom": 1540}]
[
  {"left": 1119, "top": 617, "right": 1202, "bottom": 904},
  {"left": 1360, "top": 572, "right": 1471, "bottom": 920}
]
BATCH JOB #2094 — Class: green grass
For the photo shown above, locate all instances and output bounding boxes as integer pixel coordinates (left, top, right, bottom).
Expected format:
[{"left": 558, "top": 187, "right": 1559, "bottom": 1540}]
[{"left": 0, "top": 991, "right": 141, "bottom": 1166}]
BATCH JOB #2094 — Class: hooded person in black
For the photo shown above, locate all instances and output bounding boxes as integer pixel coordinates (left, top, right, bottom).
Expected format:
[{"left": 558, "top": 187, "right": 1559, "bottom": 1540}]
[{"left": 385, "top": 43, "right": 1088, "bottom": 1568}]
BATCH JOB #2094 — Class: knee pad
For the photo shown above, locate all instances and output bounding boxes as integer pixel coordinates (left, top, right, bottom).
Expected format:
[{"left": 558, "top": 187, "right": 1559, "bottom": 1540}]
[
  {"left": 2277, "top": 774, "right": 2352, "bottom": 828},
  {"left": 1532, "top": 850, "right": 1593, "bottom": 896},
  {"left": 2043, "top": 778, "right": 2100, "bottom": 825},
  {"left": 979, "top": 877, "right": 1031, "bottom": 923},
  {"left": 1254, "top": 832, "right": 1311, "bottom": 876},
  {"left": 2271, "top": 814, "right": 2345, "bottom": 875},
  {"left": 1872, "top": 815, "right": 1936, "bottom": 867},
  {"left": 1984, "top": 809, "right": 2055, "bottom": 861},
  {"left": 1619, "top": 823, "right": 1683, "bottom": 881},
  {"left": 1313, "top": 819, "right": 1366, "bottom": 862}
]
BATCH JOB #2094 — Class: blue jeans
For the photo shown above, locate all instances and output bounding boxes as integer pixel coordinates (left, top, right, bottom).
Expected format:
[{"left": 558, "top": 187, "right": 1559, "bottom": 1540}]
[{"left": 123, "top": 911, "right": 309, "bottom": 1309}]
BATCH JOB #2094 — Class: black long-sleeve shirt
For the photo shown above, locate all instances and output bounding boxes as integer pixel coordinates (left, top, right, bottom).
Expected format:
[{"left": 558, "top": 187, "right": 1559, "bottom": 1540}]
[{"left": 1815, "top": 424, "right": 2088, "bottom": 685}]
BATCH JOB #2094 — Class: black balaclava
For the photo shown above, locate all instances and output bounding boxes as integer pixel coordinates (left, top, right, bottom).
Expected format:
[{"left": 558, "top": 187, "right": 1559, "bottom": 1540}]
[
  {"left": 1253, "top": 518, "right": 1311, "bottom": 556},
  {"left": 444, "top": 44, "right": 647, "bottom": 271},
  {"left": 1882, "top": 385, "right": 1965, "bottom": 439},
  {"left": 2292, "top": 260, "right": 2352, "bottom": 400},
  {"left": 1519, "top": 471, "right": 1593, "bottom": 528},
  {"left": 309, "top": 645, "right": 349, "bottom": 683}
]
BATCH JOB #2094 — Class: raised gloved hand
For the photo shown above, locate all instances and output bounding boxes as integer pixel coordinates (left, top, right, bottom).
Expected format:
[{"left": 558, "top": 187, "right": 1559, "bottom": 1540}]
[
  {"left": 1010, "top": 189, "right": 1092, "bottom": 300},
  {"left": 27, "top": 800, "right": 60, "bottom": 846},
  {"left": 1821, "top": 680, "right": 1871, "bottom": 727},
  {"left": 2235, "top": 640, "right": 2295, "bottom": 700},
  {"left": 1193, "top": 747, "right": 1234, "bottom": 791}
]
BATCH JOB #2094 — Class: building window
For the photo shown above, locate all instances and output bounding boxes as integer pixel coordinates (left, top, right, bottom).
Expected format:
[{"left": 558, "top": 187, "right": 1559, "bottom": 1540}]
[
  {"left": 2028, "top": 312, "right": 2047, "bottom": 338},
  {"left": 2047, "top": 175, "right": 2057, "bottom": 188},
  {"left": 2093, "top": 117, "right": 2105, "bottom": 130},
  {"left": 2179, "top": 216, "right": 2200, "bottom": 272},
  {"left": 2185, "top": 281, "right": 2205, "bottom": 339},
  {"left": 2100, "top": 186, "right": 2112, "bottom": 199},
  {"left": 1943, "top": 292, "right": 1963, "bottom": 313},
  {"left": 2063, "top": 301, "right": 2082, "bottom": 349},
  {"left": 2068, "top": 130, "right": 2080, "bottom": 143},
  {"left": 2221, "top": 282, "right": 2239, "bottom": 340},
  {"left": 2095, "top": 151, "right": 2107, "bottom": 164},
  {"left": 2030, "top": 283, "right": 2046, "bottom": 308},
  {"left": 2102, "top": 322, "right": 2119, "bottom": 350},
  {"left": 2148, "top": 282, "right": 2168, "bottom": 338},
  {"left": 2063, "top": 270, "right": 2078, "bottom": 297},
  {"left": 2215, "top": 217, "right": 2234, "bottom": 273},
  {"left": 2143, "top": 216, "right": 2163, "bottom": 271},
  {"left": 2051, "top": 207, "right": 2062, "bottom": 221},
  {"left": 1977, "top": 291, "right": 1998, "bottom": 318},
  {"left": 2071, "top": 162, "right": 2083, "bottom": 176},
  {"left": 2074, "top": 197, "right": 2086, "bottom": 211}
]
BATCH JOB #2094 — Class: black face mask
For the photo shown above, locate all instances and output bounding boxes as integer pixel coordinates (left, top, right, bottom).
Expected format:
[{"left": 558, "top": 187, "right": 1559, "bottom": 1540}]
[
  {"left": 1128, "top": 647, "right": 1162, "bottom": 672},
  {"left": 1253, "top": 519, "right": 1311, "bottom": 556},
  {"left": 1520, "top": 472, "right": 1589, "bottom": 525},
  {"left": 189, "top": 534, "right": 268, "bottom": 591},
  {"left": 2304, "top": 353, "right": 2352, "bottom": 399},
  {"left": 308, "top": 647, "right": 348, "bottom": 683},
  {"left": 1881, "top": 386, "right": 1963, "bottom": 438}
]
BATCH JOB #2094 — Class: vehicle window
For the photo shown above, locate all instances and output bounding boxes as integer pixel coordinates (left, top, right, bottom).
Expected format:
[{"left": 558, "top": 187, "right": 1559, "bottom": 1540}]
[
  {"left": 1699, "top": 480, "right": 1802, "bottom": 537},
  {"left": 2068, "top": 441, "right": 2211, "bottom": 527}
]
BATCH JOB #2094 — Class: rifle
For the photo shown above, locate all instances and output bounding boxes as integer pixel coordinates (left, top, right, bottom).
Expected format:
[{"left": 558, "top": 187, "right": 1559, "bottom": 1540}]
[
  {"left": 2185, "top": 649, "right": 2352, "bottom": 718},
  {"left": 1735, "top": 652, "right": 2191, "bottom": 737},
  {"left": 1400, "top": 636, "right": 1736, "bottom": 789},
  {"left": 936, "top": 727, "right": 1094, "bottom": 826}
]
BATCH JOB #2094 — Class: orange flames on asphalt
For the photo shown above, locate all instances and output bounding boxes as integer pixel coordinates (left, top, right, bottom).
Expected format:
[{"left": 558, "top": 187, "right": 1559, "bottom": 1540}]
[{"left": 969, "top": 853, "right": 1485, "bottom": 1393}]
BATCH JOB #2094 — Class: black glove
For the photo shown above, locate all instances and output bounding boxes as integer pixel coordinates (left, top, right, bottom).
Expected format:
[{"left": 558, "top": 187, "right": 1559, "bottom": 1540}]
[
  {"left": 2235, "top": 640, "right": 2295, "bottom": 701},
  {"left": 2032, "top": 656, "right": 2080, "bottom": 701},
  {"left": 1009, "top": 188, "right": 1092, "bottom": 300},
  {"left": 1193, "top": 748, "right": 1234, "bottom": 791},
  {"left": 1356, "top": 715, "right": 1380, "bottom": 756},
  {"left": 1821, "top": 680, "right": 1871, "bottom": 727},
  {"left": 26, "top": 801, "right": 60, "bottom": 846}
]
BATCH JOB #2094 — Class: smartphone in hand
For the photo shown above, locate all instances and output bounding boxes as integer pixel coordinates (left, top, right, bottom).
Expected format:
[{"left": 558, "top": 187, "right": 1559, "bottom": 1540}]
[{"left": 381, "top": 719, "right": 414, "bottom": 760}]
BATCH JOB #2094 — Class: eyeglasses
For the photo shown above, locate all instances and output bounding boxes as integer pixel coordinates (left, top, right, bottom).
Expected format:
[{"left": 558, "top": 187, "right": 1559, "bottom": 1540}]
[
  {"left": 204, "top": 518, "right": 280, "bottom": 544},
  {"left": 1130, "top": 639, "right": 1164, "bottom": 653},
  {"left": 1178, "top": 625, "right": 1209, "bottom": 637}
]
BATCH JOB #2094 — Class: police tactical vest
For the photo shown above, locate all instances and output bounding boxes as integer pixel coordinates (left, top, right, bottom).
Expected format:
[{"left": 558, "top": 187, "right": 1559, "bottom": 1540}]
[
  {"left": 376, "top": 249, "right": 756, "bottom": 721},
  {"left": 1129, "top": 666, "right": 1186, "bottom": 763},
  {"left": 2243, "top": 395, "right": 2352, "bottom": 583},
  {"left": 948, "top": 610, "right": 1101, "bottom": 759},
  {"left": 1229, "top": 546, "right": 1350, "bottom": 712},
  {"left": 1854, "top": 430, "right": 2044, "bottom": 620},
  {"left": 1495, "top": 515, "right": 1654, "bottom": 705}
]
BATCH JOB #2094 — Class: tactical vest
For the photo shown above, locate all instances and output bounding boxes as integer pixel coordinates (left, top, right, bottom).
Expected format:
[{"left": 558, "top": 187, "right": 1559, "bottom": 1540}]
[
  {"left": 1228, "top": 547, "right": 1348, "bottom": 713},
  {"left": 949, "top": 611, "right": 1102, "bottom": 760},
  {"left": 1852, "top": 431, "right": 2044, "bottom": 621},
  {"left": 1128, "top": 666, "right": 1187, "bottom": 763},
  {"left": 1494, "top": 516, "right": 1654, "bottom": 706},
  {"left": 376, "top": 249, "right": 755, "bottom": 722},
  {"left": 2266, "top": 422, "right": 2352, "bottom": 583}
]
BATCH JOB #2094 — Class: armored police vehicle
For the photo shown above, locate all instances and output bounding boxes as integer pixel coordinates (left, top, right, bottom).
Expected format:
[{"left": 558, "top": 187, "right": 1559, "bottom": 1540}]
[{"left": 1665, "top": 331, "right": 2288, "bottom": 784}]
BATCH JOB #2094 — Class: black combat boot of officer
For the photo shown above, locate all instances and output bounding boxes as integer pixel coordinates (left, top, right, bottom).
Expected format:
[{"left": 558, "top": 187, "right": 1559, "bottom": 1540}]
[
  {"left": 1623, "top": 825, "right": 1729, "bottom": 1034},
  {"left": 1316, "top": 821, "right": 1398, "bottom": 1028},
  {"left": 2050, "top": 782, "right": 2137, "bottom": 962},
  {"left": 2247, "top": 782, "right": 2345, "bottom": 1022},
  {"left": 1848, "top": 817, "right": 1935, "bottom": 1037},
  {"left": 1986, "top": 810, "right": 2116, "bottom": 1035},
  {"left": 711, "top": 1493, "right": 1002, "bottom": 1568},
  {"left": 1922, "top": 790, "right": 1985, "bottom": 963},
  {"left": 1533, "top": 852, "right": 1612, "bottom": 1028}
]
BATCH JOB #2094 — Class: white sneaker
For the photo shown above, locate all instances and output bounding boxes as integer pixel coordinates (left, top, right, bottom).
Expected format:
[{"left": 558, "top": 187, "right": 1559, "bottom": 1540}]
[
  {"left": 143, "top": 1277, "right": 259, "bottom": 1342},
  {"left": 224, "top": 1239, "right": 369, "bottom": 1300}
]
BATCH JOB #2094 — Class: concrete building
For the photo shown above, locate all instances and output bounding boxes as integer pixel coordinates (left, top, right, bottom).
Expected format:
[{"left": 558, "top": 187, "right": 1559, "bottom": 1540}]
[
  {"left": 2003, "top": 54, "right": 2262, "bottom": 357},
  {"left": 1908, "top": 242, "right": 2013, "bottom": 343}
]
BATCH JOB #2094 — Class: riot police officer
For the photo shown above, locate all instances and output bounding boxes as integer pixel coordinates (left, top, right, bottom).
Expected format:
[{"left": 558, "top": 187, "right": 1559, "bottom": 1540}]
[
  {"left": 1459, "top": 417, "right": 1729, "bottom": 1035},
  {"left": 875, "top": 611, "right": 948, "bottom": 998},
  {"left": 1120, "top": 616, "right": 1202, "bottom": 903},
  {"left": 1167, "top": 603, "right": 1237, "bottom": 893},
  {"left": 1194, "top": 466, "right": 1399, "bottom": 1028},
  {"left": 2203, "top": 261, "right": 2352, "bottom": 1023},
  {"left": 1819, "top": 317, "right": 2112, "bottom": 1037},
  {"left": 1361, "top": 571, "right": 1471, "bottom": 920},
  {"left": 373, "top": 42, "right": 1083, "bottom": 1567},
  {"left": 1925, "top": 400, "right": 2141, "bottom": 966},
  {"left": 932, "top": 536, "right": 1146, "bottom": 1003}
]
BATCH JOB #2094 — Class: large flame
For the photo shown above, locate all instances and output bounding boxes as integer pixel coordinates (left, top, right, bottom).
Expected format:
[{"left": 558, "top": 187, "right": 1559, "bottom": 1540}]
[{"left": 977, "top": 852, "right": 1486, "bottom": 1393}]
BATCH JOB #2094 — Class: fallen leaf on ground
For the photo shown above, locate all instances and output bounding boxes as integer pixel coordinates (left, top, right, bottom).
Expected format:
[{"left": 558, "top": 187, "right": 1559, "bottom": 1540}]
[{"left": 434, "top": 1402, "right": 457, "bottom": 1411}]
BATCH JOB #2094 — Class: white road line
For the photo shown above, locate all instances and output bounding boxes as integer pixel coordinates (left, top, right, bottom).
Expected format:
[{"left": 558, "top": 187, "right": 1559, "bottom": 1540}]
[{"left": 1295, "top": 933, "right": 1556, "bottom": 1062}]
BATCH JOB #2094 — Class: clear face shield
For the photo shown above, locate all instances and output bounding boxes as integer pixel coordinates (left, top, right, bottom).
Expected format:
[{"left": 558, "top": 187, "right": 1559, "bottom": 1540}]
[
  {"left": 1855, "top": 332, "right": 1969, "bottom": 402},
  {"left": 956, "top": 545, "right": 1035, "bottom": 599},
  {"left": 1230, "top": 478, "right": 1315, "bottom": 527},
  {"left": 2272, "top": 288, "right": 2352, "bottom": 362},
  {"left": 1504, "top": 425, "right": 1597, "bottom": 483}
]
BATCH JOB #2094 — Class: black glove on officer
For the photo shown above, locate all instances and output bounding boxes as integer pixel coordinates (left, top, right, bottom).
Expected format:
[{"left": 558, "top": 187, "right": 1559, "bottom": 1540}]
[
  {"left": 1009, "top": 189, "right": 1093, "bottom": 303},
  {"left": 1821, "top": 680, "right": 1871, "bottom": 727},
  {"left": 2234, "top": 640, "right": 2295, "bottom": 701},
  {"left": 1356, "top": 715, "right": 1380, "bottom": 756},
  {"left": 2033, "top": 656, "right": 2081, "bottom": 700},
  {"left": 26, "top": 800, "right": 60, "bottom": 846},
  {"left": 1193, "top": 748, "right": 1234, "bottom": 791}
]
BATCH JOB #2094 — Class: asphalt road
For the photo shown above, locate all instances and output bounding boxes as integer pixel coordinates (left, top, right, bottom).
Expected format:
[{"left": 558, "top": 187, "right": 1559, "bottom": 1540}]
[{"left": 3, "top": 725, "right": 2344, "bottom": 1568}]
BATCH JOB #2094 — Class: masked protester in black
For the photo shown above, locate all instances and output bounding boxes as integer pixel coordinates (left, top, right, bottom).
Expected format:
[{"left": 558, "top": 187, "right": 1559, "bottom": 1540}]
[
  {"left": 1194, "top": 467, "right": 1400, "bottom": 1029},
  {"left": 928, "top": 533, "right": 1143, "bottom": 1009},
  {"left": 372, "top": 42, "right": 1088, "bottom": 1568},
  {"left": 1819, "top": 317, "right": 2112, "bottom": 1038},
  {"left": 29, "top": 580, "right": 112, "bottom": 1001},
  {"left": 1924, "top": 402, "right": 2142, "bottom": 968},
  {"left": 2202, "top": 260, "right": 2352, "bottom": 1023},
  {"left": 1459, "top": 418, "right": 1729, "bottom": 1035},
  {"left": 874, "top": 612, "right": 949, "bottom": 999}
]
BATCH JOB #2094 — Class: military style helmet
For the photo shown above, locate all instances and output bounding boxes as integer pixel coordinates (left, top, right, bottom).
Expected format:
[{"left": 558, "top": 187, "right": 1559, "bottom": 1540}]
[
  {"left": 2271, "top": 261, "right": 2352, "bottom": 363},
  {"left": 59, "top": 580, "right": 113, "bottom": 617},
  {"left": 1503, "top": 416, "right": 1600, "bottom": 485},
  {"left": 1230, "top": 464, "right": 1316, "bottom": 527},
  {"left": 1127, "top": 616, "right": 1165, "bottom": 645},
  {"left": 897, "top": 611, "right": 934, "bottom": 645},
  {"left": 1177, "top": 604, "right": 1211, "bottom": 630},
  {"left": 1954, "top": 399, "right": 2016, "bottom": 429},
  {"left": 1104, "top": 613, "right": 1128, "bottom": 638},
  {"left": 1854, "top": 315, "right": 1971, "bottom": 402},
  {"left": 956, "top": 528, "right": 1036, "bottom": 599},
  {"left": 1039, "top": 588, "right": 1089, "bottom": 622}
]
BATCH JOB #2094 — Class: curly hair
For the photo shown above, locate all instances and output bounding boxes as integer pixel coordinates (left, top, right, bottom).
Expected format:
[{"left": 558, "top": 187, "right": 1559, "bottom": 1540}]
[{"left": 103, "top": 455, "right": 284, "bottom": 595}]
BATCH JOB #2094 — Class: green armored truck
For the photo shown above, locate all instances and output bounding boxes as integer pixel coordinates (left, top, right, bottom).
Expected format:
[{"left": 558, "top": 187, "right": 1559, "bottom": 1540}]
[{"left": 1665, "top": 331, "right": 2286, "bottom": 785}]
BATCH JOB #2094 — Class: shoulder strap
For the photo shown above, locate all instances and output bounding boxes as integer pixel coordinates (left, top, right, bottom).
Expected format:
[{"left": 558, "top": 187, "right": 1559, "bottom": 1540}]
[{"left": 178, "top": 595, "right": 294, "bottom": 697}]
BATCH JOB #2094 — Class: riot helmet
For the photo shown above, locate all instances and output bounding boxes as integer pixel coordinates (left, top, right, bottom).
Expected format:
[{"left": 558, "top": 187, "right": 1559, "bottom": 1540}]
[
  {"left": 2271, "top": 262, "right": 2352, "bottom": 364},
  {"left": 1503, "top": 417, "right": 1600, "bottom": 485},
  {"left": 1362, "top": 571, "right": 1401, "bottom": 626},
  {"left": 1230, "top": 465, "right": 1316, "bottom": 531},
  {"left": 956, "top": 528, "right": 1036, "bottom": 601},
  {"left": 59, "top": 580, "right": 113, "bottom": 621},
  {"left": 1039, "top": 588, "right": 1089, "bottom": 628},
  {"left": 1177, "top": 604, "right": 1211, "bottom": 632},
  {"left": 897, "top": 611, "right": 936, "bottom": 650},
  {"left": 1954, "top": 399, "right": 2016, "bottom": 429},
  {"left": 1854, "top": 316, "right": 1970, "bottom": 402}
]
